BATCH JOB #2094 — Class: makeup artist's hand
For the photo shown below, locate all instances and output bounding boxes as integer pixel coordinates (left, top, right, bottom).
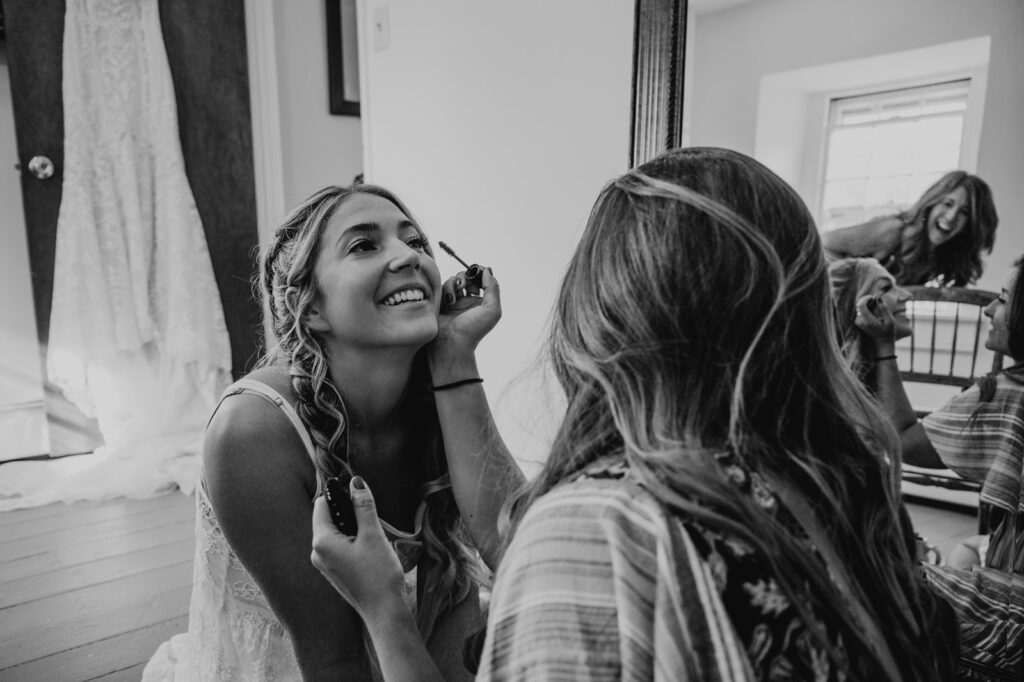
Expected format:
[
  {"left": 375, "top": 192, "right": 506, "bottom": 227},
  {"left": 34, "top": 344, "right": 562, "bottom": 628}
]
[
  {"left": 310, "top": 478, "right": 409, "bottom": 627},
  {"left": 854, "top": 293, "right": 902, "bottom": 358},
  {"left": 854, "top": 293, "right": 897, "bottom": 341},
  {"left": 433, "top": 266, "right": 501, "bottom": 357}
]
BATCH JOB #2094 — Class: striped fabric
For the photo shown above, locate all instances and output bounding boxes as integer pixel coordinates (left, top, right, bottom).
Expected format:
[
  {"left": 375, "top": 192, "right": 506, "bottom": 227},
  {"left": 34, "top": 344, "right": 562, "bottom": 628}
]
[
  {"left": 475, "top": 477, "right": 755, "bottom": 682},
  {"left": 922, "top": 375, "right": 1024, "bottom": 516},
  {"left": 924, "top": 564, "right": 1024, "bottom": 679}
]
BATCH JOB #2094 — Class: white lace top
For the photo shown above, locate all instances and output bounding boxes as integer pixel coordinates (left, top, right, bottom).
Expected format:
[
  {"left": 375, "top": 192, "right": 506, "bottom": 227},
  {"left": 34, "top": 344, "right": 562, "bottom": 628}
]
[{"left": 143, "top": 379, "right": 428, "bottom": 681}]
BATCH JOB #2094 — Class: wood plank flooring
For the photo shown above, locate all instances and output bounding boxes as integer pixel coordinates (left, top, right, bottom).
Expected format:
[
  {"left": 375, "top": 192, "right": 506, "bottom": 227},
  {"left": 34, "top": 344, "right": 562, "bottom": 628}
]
[
  {"left": 0, "top": 489, "right": 978, "bottom": 681},
  {"left": 0, "top": 492, "right": 195, "bottom": 681}
]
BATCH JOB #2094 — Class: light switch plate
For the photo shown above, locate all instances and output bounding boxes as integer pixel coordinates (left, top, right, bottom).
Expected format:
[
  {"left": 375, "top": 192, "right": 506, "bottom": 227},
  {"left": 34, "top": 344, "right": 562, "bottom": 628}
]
[{"left": 373, "top": 5, "right": 391, "bottom": 51}]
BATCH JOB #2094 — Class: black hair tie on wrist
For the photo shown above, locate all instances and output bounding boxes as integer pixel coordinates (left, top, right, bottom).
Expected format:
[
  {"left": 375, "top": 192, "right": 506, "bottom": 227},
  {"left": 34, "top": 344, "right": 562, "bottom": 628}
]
[
  {"left": 431, "top": 377, "right": 484, "bottom": 392},
  {"left": 871, "top": 355, "right": 898, "bottom": 362}
]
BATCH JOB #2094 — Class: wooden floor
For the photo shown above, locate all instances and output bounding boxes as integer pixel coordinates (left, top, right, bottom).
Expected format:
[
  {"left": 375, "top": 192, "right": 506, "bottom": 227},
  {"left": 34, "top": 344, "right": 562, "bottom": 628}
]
[
  {"left": 0, "top": 491, "right": 195, "bottom": 681},
  {"left": 0, "top": 490, "right": 977, "bottom": 681}
]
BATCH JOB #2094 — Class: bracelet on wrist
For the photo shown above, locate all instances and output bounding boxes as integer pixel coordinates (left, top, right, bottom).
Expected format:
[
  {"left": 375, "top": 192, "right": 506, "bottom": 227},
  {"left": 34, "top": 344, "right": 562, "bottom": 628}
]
[
  {"left": 870, "top": 354, "right": 898, "bottom": 362},
  {"left": 431, "top": 377, "right": 484, "bottom": 392}
]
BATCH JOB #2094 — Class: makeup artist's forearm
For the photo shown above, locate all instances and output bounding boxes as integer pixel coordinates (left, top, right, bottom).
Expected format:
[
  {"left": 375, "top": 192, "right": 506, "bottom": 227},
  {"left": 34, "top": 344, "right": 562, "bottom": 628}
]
[
  {"left": 871, "top": 341, "right": 919, "bottom": 433},
  {"left": 870, "top": 342, "right": 944, "bottom": 468},
  {"left": 362, "top": 605, "right": 444, "bottom": 682},
  {"left": 430, "top": 354, "right": 524, "bottom": 569}
]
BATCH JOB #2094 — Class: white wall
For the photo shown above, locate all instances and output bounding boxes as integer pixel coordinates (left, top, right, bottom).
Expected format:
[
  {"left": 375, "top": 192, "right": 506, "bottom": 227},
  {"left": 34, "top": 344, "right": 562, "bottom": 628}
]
[
  {"left": 357, "top": 0, "right": 634, "bottom": 468},
  {"left": 0, "top": 55, "right": 49, "bottom": 460},
  {"left": 273, "top": 0, "right": 364, "bottom": 210},
  {"left": 690, "top": 0, "right": 1024, "bottom": 292}
]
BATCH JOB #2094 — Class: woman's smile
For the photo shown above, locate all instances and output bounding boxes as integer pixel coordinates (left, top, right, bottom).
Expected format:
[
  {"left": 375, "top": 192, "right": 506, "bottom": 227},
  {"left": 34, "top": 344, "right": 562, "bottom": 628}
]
[{"left": 380, "top": 286, "right": 429, "bottom": 307}]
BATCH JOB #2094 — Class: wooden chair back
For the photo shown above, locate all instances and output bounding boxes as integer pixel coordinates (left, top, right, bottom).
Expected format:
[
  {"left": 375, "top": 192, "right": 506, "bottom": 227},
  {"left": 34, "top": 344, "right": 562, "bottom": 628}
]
[{"left": 898, "top": 286, "right": 1004, "bottom": 389}]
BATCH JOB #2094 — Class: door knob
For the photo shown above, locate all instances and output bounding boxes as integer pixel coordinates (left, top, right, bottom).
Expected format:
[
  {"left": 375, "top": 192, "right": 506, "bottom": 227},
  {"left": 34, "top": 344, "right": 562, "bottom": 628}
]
[{"left": 28, "top": 155, "right": 55, "bottom": 180}]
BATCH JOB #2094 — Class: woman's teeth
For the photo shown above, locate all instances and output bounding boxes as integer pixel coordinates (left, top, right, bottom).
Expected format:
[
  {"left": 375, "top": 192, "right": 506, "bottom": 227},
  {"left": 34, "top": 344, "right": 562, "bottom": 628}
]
[{"left": 383, "top": 289, "right": 426, "bottom": 306}]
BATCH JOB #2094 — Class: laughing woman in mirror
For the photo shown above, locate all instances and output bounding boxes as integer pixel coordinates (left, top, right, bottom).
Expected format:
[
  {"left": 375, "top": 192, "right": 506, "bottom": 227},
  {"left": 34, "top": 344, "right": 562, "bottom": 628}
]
[
  {"left": 142, "top": 183, "right": 521, "bottom": 681},
  {"left": 313, "top": 148, "right": 956, "bottom": 681},
  {"left": 823, "top": 171, "right": 998, "bottom": 287}
]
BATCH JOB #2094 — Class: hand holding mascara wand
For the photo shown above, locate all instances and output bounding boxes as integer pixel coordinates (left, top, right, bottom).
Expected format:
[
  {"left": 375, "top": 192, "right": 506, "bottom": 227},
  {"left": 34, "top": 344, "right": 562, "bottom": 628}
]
[{"left": 437, "top": 241, "right": 484, "bottom": 292}]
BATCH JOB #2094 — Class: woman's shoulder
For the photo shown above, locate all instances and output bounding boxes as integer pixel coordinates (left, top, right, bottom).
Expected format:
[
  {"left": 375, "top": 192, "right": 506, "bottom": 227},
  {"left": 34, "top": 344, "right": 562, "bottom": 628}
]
[
  {"left": 521, "top": 458, "right": 665, "bottom": 538},
  {"left": 236, "top": 364, "right": 298, "bottom": 402},
  {"left": 206, "top": 366, "right": 310, "bottom": 466}
]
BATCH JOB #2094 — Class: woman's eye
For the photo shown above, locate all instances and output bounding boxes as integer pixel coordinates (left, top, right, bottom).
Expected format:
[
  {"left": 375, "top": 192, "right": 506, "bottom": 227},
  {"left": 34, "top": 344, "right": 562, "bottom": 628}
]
[
  {"left": 349, "top": 239, "right": 376, "bottom": 253},
  {"left": 406, "top": 236, "right": 428, "bottom": 250}
]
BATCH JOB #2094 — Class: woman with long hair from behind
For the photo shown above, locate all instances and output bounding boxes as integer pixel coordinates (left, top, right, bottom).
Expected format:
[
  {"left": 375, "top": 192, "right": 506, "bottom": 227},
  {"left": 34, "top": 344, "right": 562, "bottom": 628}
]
[{"left": 311, "top": 148, "right": 956, "bottom": 681}]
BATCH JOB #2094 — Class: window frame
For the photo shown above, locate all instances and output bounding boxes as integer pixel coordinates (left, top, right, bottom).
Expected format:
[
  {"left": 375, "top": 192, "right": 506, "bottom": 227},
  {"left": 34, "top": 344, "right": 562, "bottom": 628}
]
[{"left": 815, "top": 78, "right": 976, "bottom": 231}]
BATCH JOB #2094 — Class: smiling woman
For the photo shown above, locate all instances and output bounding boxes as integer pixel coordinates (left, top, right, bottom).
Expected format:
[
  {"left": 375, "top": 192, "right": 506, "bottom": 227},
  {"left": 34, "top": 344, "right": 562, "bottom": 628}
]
[
  {"left": 822, "top": 171, "right": 999, "bottom": 287},
  {"left": 829, "top": 257, "right": 914, "bottom": 393},
  {"left": 141, "top": 182, "right": 521, "bottom": 681}
]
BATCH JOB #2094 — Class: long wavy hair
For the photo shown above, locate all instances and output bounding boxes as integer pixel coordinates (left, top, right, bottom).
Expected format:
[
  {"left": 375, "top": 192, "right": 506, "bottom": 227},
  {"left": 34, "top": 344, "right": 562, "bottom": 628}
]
[
  {"left": 258, "top": 184, "right": 481, "bottom": 640},
  {"left": 829, "top": 257, "right": 889, "bottom": 392},
  {"left": 506, "top": 148, "right": 955, "bottom": 680},
  {"left": 976, "top": 254, "right": 1024, "bottom": 402},
  {"left": 896, "top": 171, "right": 998, "bottom": 286}
]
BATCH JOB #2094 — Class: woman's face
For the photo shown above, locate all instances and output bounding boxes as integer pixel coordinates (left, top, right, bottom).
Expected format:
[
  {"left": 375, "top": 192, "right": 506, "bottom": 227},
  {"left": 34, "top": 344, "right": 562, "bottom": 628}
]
[
  {"left": 864, "top": 263, "right": 913, "bottom": 340},
  {"left": 926, "top": 185, "right": 969, "bottom": 247},
  {"left": 307, "top": 193, "right": 442, "bottom": 352},
  {"left": 984, "top": 266, "right": 1018, "bottom": 356}
]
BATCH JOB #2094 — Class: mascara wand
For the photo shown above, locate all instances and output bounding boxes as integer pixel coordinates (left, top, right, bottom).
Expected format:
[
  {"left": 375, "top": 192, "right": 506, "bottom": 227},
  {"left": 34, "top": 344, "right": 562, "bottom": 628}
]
[
  {"left": 437, "top": 241, "right": 482, "bottom": 285},
  {"left": 437, "top": 241, "right": 470, "bottom": 269}
]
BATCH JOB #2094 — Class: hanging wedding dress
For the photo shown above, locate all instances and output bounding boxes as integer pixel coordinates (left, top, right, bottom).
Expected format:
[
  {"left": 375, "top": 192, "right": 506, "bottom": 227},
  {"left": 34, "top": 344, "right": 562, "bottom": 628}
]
[{"left": 0, "top": 0, "right": 232, "bottom": 510}]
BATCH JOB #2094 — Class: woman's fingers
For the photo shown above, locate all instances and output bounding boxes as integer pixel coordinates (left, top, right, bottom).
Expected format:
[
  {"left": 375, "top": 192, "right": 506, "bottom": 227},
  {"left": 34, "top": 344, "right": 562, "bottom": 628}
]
[
  {"left": 478, "top": 267, "right": 500, "bottom": 312},
  {"left": 311, "top": 495, "right": 342, "bottom": 541},
  {"left": 440, "top": 268, "right": 488, "bottom": 311},
  {"left": 310, "top": 496, "right": 348, "bottom": 579},
  {"left": 348, "top": 476, "right": 385, "bottom": 538},
  {"left": 854, "top": 294, "right": 895, "bottom": 337}
]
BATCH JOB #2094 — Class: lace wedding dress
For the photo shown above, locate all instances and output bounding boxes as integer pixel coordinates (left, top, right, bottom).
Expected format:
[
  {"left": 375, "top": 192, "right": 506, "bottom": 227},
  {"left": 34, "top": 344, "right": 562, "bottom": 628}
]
[
  {"left": 0, "top": 0, "right": 231, "bottom": 509},
  {"left": 143, "top": 380, "right": 422, "bottom": 681}
]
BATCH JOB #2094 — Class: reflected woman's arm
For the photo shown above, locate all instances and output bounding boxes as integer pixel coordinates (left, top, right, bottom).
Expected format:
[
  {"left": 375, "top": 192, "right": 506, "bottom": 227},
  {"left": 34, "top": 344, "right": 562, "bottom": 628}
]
[
  {"left": 822, "top": 215, "right": 903, "bottom": 260},
  {"left": 855, "top": 296, "right": 945, "bottom": 469}
]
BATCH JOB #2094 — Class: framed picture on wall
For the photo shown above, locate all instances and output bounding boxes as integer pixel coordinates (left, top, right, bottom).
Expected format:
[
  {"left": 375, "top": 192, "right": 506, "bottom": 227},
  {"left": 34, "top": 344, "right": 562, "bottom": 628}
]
[{"left": 326, "top": 0, "right": 360, "bottom": 116}]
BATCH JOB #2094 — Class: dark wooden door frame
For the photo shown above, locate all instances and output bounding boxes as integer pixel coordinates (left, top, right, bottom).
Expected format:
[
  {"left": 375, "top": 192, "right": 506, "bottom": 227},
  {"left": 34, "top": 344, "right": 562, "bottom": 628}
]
[{"left": 630, "top": 0, "right": 688, "bottom": 168}]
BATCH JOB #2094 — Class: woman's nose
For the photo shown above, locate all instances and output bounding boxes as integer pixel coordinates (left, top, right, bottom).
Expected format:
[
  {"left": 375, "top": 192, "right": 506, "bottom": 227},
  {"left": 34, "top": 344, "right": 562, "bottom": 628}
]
[
  {"left": 983, "top": 300, "right": 996, "bottom": 318},
  {"left": 897, "top": 287, "right": 912, "bottom": 302},
  {"left": 388, "top": 241, "right": 421, "bottom": 271}
]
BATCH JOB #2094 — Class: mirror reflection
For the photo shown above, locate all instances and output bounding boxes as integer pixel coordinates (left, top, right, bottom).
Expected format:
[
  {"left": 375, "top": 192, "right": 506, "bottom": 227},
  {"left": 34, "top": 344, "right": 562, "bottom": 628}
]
[{"left": 685, "top": 0, "right": 1023, "bottom": 678}]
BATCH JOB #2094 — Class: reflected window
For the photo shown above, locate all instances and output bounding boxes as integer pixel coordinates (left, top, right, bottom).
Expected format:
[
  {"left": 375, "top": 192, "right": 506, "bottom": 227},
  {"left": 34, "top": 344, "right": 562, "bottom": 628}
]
[{"left": 819, "top": 80, "right": 970, "bottom": 231}]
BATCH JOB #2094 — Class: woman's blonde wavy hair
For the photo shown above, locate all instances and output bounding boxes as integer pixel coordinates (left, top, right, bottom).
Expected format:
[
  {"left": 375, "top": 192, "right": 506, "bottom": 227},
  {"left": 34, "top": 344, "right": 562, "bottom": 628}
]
[
  {"left": 828, "top": 257, "right": 890, "bottom": 393},
  {"left": 505, "top": 148, "right": 956, "bottom": 680},
  {"left": 258, "top": 183, "right": 482, "bottom": 641}
]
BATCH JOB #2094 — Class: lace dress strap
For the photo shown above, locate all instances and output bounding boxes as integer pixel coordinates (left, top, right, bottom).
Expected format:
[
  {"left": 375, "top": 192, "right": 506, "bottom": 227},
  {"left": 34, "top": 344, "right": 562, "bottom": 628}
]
[{"left": 212, "top": 378, "right": 319, "bottom": 464}]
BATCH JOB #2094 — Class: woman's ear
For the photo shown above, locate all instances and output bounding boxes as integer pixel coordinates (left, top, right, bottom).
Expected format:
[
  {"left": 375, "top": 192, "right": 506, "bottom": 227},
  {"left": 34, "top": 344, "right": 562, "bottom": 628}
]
[{"left": 303, "top": 302, "right": 331, "bottom": 334}]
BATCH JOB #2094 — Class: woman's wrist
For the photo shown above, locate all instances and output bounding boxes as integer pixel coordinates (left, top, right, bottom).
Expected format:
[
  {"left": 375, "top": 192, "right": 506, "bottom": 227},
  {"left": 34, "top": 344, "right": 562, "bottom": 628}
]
[
  {"left": 428, "top": 352, "right": 480, "bottom": 387},
  {"left": 361, "top": 597, "right": 418, "bottom": 640},
  {"left": 871, "top": 339, "right": 897, "bottom": 357}
]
